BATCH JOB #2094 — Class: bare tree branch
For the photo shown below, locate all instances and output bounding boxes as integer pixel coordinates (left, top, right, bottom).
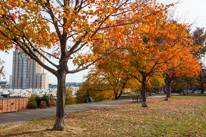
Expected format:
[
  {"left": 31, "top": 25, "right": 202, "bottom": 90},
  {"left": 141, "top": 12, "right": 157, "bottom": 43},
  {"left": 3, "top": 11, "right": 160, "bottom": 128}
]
[{"left": 67, "top": 47, "right": 121, "bottom": 73}]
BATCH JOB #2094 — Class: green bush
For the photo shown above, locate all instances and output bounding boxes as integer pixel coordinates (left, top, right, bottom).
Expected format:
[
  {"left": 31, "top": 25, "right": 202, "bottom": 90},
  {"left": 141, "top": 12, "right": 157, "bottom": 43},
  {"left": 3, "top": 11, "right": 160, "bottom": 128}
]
[
  {"left": 49, "top": 100, "right": 56, "bottom": 107},
  {"left": 35, "top": 96, "right": 41, "bottom": 107},
  {"left": 41, "top": 95, "right": 49, "bottom": 106},
  {"left": 28, "top": 95, "right": 55, "bottom": 108},
  {"left": 27, "top": 101, "right": 38, "bottom": 109},
  {"left": 39, "top": 101, "right": 47, "bottom": 108}
]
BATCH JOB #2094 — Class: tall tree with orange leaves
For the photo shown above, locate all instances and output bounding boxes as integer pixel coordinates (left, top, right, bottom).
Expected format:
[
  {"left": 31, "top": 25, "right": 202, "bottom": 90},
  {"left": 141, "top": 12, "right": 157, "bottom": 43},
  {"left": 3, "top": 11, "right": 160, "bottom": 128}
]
[
  {"left": 0, "top": 0, "right": 158, "bottom": 130},
  {"left": 116, "top": 5, "right": 199, "bottom": 107},
  {"left": 163, "top": 52, "right": 201, "bottom": 101},
  {"left": 163, "top": 25, "right": 202, "bottom": 100}
]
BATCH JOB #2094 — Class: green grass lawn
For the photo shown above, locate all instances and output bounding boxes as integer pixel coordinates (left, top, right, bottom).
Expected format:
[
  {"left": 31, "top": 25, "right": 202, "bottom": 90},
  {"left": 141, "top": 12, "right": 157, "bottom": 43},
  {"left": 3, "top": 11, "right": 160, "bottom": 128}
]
[
  {"left": 186, "top": 93, "right": 206, "bottom": 96},
  {"left": 118, "top": 93, "right": 134, "bottom": 100},
  {"left": 174, "top": 93, "right": 206, "bottom": 99},
  {"left": 0, "top": 96, "right": 206, "bottom": 137}
]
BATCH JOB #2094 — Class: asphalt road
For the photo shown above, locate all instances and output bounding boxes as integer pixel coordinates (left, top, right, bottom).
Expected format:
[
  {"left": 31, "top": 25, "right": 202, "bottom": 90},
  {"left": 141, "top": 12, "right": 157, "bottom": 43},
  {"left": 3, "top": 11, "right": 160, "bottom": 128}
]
[{"left": 0, "top": 95, "right": 164, "bottom": 126}]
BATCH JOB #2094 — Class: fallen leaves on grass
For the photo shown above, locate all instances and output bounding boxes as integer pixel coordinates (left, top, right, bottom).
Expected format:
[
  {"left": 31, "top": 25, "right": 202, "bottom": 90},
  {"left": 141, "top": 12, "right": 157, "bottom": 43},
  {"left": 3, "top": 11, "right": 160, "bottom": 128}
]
[{"left": 0, "top": 97, "right": 205, "bottom": 137}]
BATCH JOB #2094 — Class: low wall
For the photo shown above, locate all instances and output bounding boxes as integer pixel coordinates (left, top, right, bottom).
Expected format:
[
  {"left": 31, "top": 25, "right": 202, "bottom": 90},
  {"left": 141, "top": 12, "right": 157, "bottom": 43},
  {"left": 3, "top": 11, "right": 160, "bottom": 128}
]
[{"left": 0, "top": 97, "right": 28, "bottom": 113}]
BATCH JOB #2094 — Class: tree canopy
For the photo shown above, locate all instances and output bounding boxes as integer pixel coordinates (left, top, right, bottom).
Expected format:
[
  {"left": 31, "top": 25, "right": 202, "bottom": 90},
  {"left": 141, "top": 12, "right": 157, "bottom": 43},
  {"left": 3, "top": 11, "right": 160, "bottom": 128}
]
[
  {"left": 0, "top": 0, "right": 160, "bottom": 130},
  {"left": 0, "top": 0, "right": 201, "bottom": 130}
]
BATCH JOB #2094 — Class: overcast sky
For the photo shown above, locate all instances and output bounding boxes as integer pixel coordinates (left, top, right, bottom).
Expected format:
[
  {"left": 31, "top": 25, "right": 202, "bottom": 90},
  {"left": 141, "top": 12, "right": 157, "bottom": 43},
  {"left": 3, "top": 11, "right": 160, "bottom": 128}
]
[{"left": 0, "top": 0, "right": 206, "bottom": 84}]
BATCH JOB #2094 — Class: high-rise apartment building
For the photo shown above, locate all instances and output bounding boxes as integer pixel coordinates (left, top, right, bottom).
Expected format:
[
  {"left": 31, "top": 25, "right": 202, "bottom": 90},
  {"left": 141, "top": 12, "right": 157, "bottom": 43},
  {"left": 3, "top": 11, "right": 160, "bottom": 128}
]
[{"left": 11, "top": 50, "right": 49, "bottom": 89}]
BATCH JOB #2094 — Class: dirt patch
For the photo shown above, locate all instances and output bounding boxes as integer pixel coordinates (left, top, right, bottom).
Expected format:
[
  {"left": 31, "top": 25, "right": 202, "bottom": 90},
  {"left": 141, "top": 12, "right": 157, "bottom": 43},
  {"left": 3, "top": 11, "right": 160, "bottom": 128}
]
[
  {"left": 44, "top": 125, "right": 86, "bottom": 137},
  {"left": 2, "top": 122, "right": 22, "bottom": 130},
  {"left": 66, "top": 125, "right": 86, "bottom": 134}
]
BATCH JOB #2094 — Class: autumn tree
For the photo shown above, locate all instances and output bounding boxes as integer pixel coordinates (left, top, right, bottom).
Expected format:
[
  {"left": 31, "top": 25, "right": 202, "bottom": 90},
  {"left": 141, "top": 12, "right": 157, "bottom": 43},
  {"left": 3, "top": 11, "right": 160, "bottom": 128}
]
[
  {"left": 96, "top": 69, "right": 130, "bottom": 100},
  {"left": 192, "top": 28, "right": 206, "bottom": 93},
  {"left": 0, "top": 59, "right": 4, "bottom": 77},
  {"left": 126, "top": 76, "right": 165, "bottom": 95},
  {"left": 76, "top": 69, "right": 114, "bottom": 103},
  {"left": 0, "top": 0, "right": 153, "bottom": 130},
  {"left": 163, "top": 27, "right": 203, "bottom": 101},
  {"left": 0, "top": 39, "right": 5, "bottom": 77},
  {"left": 192, "top": 28, "right": 206, "bottom": 58},
  {"left": 116, "top": 4, "right": 198, "bottom": 107},
  {"left": 126, "top": 78, "right": 142, "bottom": 93},
  {"left": 95, "top": 49, "right": 130, "bottom": 99},
  {"left": 163, "top": 52, "right": 201, "bottom": 101},
  {"left": 147, "top": 76, "right": 165, "bottom": 95}
]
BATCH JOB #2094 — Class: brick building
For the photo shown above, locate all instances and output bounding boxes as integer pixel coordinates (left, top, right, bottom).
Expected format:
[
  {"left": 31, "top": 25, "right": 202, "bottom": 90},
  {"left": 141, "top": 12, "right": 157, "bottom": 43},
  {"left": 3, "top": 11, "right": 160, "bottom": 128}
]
[{"left": 0, "top": 97, "right": 28, "bottom": 113}]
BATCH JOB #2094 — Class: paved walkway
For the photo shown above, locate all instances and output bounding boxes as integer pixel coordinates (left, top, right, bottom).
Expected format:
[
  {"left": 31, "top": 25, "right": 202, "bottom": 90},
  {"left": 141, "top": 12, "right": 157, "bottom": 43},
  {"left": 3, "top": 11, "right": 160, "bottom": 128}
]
[{"left": 0, "top": 95, "right": 164, "bottom": 126}]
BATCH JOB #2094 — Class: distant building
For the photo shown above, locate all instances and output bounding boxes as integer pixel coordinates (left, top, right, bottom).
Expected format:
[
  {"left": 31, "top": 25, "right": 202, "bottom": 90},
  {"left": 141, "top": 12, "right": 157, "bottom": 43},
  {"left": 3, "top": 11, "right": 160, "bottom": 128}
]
[
  {"left": 36, "top": 73, "right": 49, "bottom": 89},
  {"left": 9, "top": 75, "right": 12, "bottom": 88},
  {"left": 49, "top": 84, "right": 57, "bottom": 89},
  {"left": 66, "top": 82, "right": 81, "bottom": 87},
  {"left": 11, "top": 50, "right": 49, "bottom": 89}
]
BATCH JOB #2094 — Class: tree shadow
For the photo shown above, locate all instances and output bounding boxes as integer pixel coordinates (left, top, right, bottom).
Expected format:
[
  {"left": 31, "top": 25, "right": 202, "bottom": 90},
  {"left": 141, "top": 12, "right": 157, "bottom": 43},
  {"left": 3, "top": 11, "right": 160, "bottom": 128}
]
[{"left": 2, "top": 129, "right": 52, "bottom": 137}]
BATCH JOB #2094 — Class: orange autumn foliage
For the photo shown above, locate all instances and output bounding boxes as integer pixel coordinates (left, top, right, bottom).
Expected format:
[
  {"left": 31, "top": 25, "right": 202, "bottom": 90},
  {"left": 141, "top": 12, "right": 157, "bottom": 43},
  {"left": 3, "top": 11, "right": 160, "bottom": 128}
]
[
  {"left": 95, "top": 50, "right": 130, "bottom": 99},
  {"left": 76, "top": 69, "right": 114, "bottom": 103},
  {"left": 1, "top": 0, "right": 165, "bottom": 130},
  {"left": 93, "top": 3, "right": 201, "bottom": 106}
]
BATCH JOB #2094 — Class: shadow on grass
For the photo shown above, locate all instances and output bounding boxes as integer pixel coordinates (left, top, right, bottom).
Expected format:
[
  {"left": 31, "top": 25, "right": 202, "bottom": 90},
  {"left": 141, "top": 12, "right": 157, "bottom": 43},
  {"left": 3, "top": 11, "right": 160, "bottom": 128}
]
[{"left": 1, "top": 129, "right": 52, "bottom": 137}]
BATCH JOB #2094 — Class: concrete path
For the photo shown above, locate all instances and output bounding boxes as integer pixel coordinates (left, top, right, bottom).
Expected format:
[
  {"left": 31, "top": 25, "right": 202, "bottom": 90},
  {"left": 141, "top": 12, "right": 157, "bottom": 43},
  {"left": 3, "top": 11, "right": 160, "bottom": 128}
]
[{"left": 0, "top": 95, "right": 164, "bottom": 126}]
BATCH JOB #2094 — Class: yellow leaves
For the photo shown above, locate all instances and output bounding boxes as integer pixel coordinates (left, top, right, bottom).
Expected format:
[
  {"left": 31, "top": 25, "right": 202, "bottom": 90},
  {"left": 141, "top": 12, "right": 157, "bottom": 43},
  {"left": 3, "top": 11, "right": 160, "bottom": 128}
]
[
  {"left": 0, "top": 8, "right": 5, "bottom": 14},
  {"left": 30, "top": 3, "right": 34, "bottom": 8},
  {"left": 73, "top": 53, "right": 94, "bottom": 66}
]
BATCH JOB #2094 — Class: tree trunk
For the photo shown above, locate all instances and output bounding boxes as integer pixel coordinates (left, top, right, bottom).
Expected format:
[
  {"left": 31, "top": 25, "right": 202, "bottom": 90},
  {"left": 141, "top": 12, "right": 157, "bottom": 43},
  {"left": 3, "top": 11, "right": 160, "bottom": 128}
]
[
  {"left": 142, "top": 76, "right": 147, "bottom": 107},
  {"left": 165, "top": 82, "right": 172, "bottom": 101},
  {"left": 164, "top": 75, "right": 172, "bottom": 101},
  {"left": 115, "top": 91, "right": 122, "bottom": 99},
  {"left": 114, "top": 92, "right": 118, "bottom": 100},
  {"left": 114, "top": 88, "right": 119, "bottom": 100},
  {"left": 52, "top": 69, "right": 67, "bottom": 131},
  {"left": 200, "top": 72, "right": 204, "bottom": 94},
  {"left": 116, "top": 81, "right": 127, "bottom": 99}
]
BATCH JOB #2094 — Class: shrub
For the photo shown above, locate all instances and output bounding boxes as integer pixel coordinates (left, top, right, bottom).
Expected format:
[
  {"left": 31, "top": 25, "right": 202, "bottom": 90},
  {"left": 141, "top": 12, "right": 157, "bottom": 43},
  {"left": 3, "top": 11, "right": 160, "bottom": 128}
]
[
  {"left": 41, "top": 94, "right": 49, "bottom": 106},
  {"left": 49, "top": 100, "right": 56, "bottom": 107},
  {"left": 65, "top": 89, "right": 75, "bottom": 105},
  {"left": 27, "top": 101, "right": 38, "bottom": 109},
  {"left": 28, "top": 95, "right": 36, "bottom": 102},
  {"left": 35, "top": 96, "right": 41, "bottom": 107},
  {"left": 39, "top": 101, "right": 47, "bottom": 108},
  {"left": 76, "top": 89, "right": 87, "bottom": 103}
]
